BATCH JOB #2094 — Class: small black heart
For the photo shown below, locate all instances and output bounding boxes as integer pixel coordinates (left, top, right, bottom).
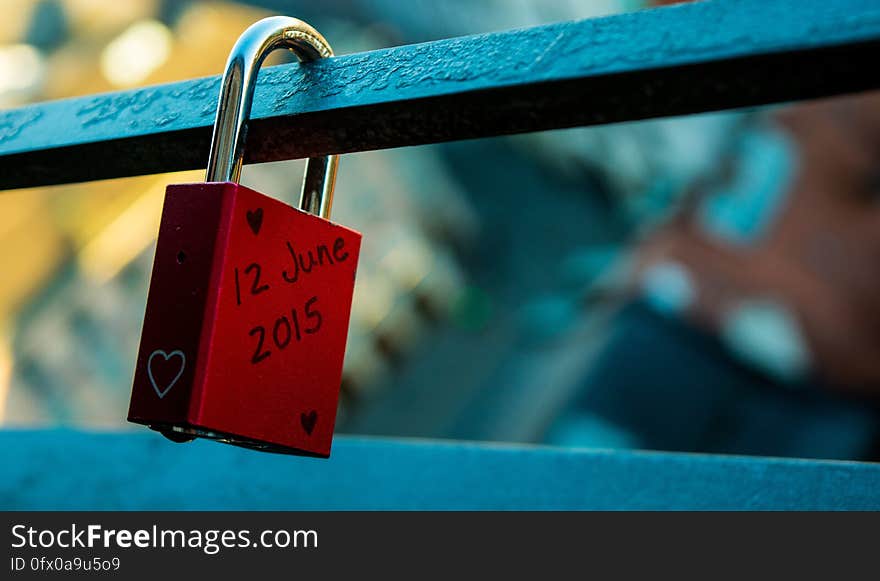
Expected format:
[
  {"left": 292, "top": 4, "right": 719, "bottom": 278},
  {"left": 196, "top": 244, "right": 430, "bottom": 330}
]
[
  {"left": 246, "top": 208, "right": 263, "bottom": 235},
  {"left": 301, "top": 410, "right": 318, "bottom": 435}
]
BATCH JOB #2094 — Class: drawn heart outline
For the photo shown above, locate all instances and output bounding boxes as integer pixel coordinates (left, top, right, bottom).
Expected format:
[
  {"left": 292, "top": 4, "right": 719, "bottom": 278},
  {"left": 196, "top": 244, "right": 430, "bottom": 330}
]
[
  {"left": 147, "top": 349, "right": 186, "bottom": 399},
  {"left": 301, "top": 410, "right": 318, "bottom": 435},
  {"left": 246, "top": 208, "right": 263, "bottom": 235}
]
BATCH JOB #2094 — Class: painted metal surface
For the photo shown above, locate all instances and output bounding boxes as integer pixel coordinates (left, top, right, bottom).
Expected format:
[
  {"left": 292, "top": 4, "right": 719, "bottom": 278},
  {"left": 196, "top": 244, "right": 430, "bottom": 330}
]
[
  {"left": 1, "top": 0, "right": 879, "bottom": 189},
  {"left": 129, "top": 182, "right": 361, "bottom": 457},
  {"left": 2, "top": 430, "right": 880, "bottom": 509}
]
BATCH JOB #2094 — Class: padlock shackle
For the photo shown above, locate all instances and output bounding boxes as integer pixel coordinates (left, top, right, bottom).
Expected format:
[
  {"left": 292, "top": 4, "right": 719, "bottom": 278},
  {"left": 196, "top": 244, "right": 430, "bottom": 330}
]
[{"left": 206, "top": 16, "right": 338, "bottom": 219}]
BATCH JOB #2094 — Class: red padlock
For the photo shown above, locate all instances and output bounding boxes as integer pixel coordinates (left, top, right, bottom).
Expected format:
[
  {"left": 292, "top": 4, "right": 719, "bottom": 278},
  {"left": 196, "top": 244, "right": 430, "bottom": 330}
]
[{"left": 128, "top": 17, "right": 361, "bottom": 457}]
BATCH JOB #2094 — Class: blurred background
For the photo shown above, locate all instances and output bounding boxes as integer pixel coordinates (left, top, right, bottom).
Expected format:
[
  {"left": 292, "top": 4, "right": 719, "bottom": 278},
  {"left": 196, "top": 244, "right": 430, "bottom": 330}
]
[{"left": 2, "top": 0, "right": 880, "bottom": 461}]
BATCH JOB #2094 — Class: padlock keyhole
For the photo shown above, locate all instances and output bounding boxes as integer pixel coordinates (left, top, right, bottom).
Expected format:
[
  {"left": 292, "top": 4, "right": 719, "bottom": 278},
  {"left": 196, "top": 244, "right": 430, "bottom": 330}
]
[{"left": 177, "top": 251, "right": 187, "bottom": 264}]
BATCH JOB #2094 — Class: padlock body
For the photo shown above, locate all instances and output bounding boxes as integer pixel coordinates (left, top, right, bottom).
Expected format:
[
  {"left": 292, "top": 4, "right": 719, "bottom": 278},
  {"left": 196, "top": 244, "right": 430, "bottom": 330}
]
[{"left": 129, "top": 182, "right": 361, "bottom": 457}]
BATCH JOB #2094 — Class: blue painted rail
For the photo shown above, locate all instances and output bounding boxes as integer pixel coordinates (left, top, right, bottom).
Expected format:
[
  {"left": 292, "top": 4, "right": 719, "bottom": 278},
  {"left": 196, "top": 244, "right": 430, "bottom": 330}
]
[
  {"left": 1, "top": 0, "right": 879, "bottom": 189},
  {"left": 2, "top": 430, "right": 879, "bottom": 509}
]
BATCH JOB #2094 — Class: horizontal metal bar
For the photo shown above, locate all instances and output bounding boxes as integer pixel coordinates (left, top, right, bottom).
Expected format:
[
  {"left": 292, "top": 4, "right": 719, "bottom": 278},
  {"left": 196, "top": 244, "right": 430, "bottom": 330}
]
[
  {"left": 2, "top": 430, "right": 879, "bottom": 509},
  {"left": 1, "top": 0, "right": 880, "bottom": 190}
]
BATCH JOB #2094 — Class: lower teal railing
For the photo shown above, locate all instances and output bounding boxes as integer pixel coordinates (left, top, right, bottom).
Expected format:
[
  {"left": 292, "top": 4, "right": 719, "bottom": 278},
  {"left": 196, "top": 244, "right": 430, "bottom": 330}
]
[{"left": 2, "top": 430, "right": 879, "bottom": 509}]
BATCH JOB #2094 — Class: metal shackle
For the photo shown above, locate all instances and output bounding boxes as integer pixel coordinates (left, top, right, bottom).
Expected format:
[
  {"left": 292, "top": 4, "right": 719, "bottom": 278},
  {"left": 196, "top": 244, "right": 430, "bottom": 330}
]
[{"left": 205, "top": 16, "right": 338, "bottom": 219}]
